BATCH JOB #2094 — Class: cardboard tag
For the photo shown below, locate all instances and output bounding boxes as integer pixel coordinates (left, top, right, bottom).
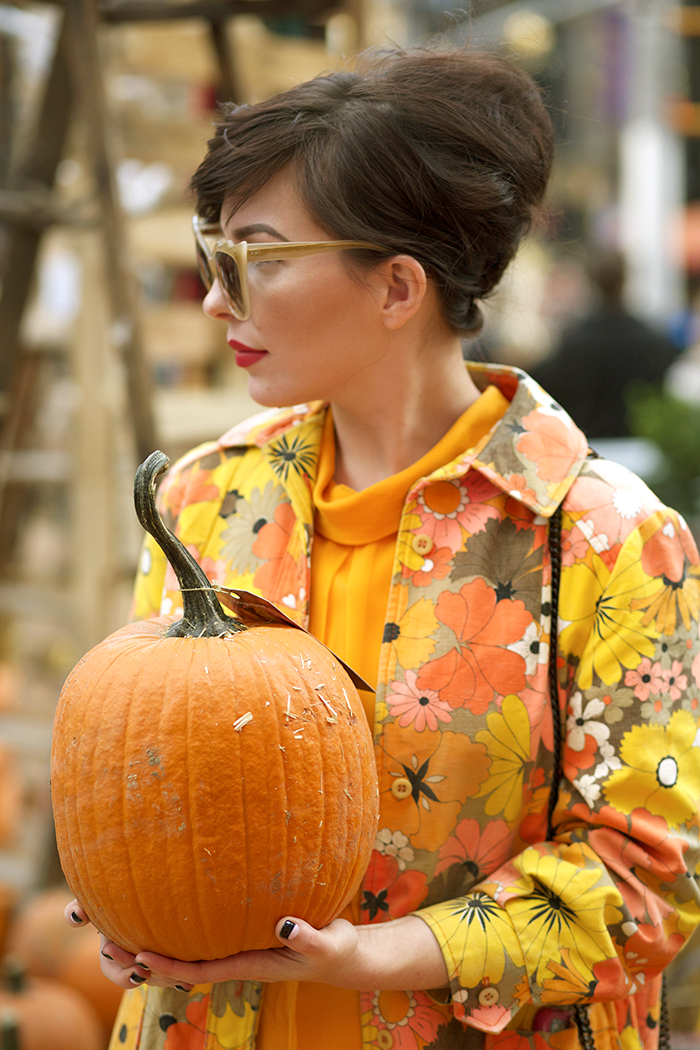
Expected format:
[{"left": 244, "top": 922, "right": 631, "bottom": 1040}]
[{"left": 212, "top": 585, "right": 375, "bottom": 694}]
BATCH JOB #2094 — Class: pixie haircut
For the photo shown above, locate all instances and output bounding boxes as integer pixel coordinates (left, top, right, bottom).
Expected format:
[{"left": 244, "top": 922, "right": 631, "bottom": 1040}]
[{"left": 191, "top": 45, "right": 554, "bottom": 333}]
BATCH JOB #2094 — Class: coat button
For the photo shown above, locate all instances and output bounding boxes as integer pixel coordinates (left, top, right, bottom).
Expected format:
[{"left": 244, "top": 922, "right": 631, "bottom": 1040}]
[
  {"left": 391, "top": 777, "right": 412, "bottom": 799},
  {"left": 412, "top": 533, "right": 433, "bottom": 555},
  {"left": 478, "top": 986, "right": 499, "bottom": 1006}
]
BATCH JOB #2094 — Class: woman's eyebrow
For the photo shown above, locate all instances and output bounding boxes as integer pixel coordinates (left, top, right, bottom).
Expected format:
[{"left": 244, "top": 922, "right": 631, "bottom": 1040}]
[{"left": 231, "top": 222, "right": 288, "bottom": 241}]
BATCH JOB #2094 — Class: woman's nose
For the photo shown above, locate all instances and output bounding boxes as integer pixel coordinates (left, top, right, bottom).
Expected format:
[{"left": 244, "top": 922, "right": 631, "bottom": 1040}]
[{"left": 202, "top": 278, "right": 232, "bottom": 320}]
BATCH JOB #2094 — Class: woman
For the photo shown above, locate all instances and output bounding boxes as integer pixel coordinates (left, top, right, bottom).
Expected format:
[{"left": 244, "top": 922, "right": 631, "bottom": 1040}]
[{"left": 70, "top": 43, "right": 700, "bottom": 1050}]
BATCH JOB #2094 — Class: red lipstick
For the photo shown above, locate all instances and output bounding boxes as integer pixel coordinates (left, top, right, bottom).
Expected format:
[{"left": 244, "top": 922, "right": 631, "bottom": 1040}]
[{"left": 228, "top": 339, "right": 268, "bottom": 368}]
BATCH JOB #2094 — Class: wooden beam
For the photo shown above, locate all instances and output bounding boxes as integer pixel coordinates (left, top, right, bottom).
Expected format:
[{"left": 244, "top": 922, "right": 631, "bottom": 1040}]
[
  {"left": 0, "top": 189, "right": 96, "bottom": 229},
  {"left": 0, "top": 8, "right": 73, "bottom": 394},
  {"left": 65, "top": 0, "right": 158, "bottom": 463},
  {"left": 98, "top": 0, "right": 341, "bottom": 23}
]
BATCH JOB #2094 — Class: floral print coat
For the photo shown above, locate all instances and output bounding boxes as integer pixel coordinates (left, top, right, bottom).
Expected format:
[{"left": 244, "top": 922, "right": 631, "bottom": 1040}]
[{"left": 114, "top": 363, "right": 700, "bottom": 1050}]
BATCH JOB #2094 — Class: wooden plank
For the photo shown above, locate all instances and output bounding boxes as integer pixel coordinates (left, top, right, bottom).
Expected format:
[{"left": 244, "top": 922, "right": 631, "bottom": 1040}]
[
  {"left": 0, "top": 9, "right": 73, "bottom": 394},
  {"left": 209, "top": 16, "right": 241, "bottom": 105},
  {"left": 99, "top": 0, "right": 341, "bottom": 23},
  {"left": 65, "top": 0, "right": 158, "bottom": 463}
]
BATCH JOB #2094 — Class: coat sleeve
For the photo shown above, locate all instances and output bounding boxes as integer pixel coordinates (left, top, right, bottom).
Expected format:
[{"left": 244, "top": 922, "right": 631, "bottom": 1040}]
[{"left": 414, "top": 505, "right": 700, "bottom": 1033}]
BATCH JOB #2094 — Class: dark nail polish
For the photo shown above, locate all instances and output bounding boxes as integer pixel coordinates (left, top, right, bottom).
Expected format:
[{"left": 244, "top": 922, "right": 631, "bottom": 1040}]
[
  {"left": 280, "top": 920, "right": 296, "bottom": 940},
  {"left": 175, "top": 984, "right": 190, "bottom": 993},
  {"left": 101, "top": 951, "right": 113, "bottom": 961},
  {"left": 70, "top": 911, "right": 83, "bottom": 924},
  {"left": 129, "top": 973, "right": 146, "bottom": 985}
]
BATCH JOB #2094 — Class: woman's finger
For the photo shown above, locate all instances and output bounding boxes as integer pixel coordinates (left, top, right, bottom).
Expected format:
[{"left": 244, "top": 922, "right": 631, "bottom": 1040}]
[{"left": 65, "top": 900, "right": 89, "bottom": 926}]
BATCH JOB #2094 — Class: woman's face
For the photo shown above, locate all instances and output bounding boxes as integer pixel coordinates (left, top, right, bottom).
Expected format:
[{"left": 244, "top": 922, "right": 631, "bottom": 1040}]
[{"left": 202, "top": 171, "right": 393, "bottom": 410}]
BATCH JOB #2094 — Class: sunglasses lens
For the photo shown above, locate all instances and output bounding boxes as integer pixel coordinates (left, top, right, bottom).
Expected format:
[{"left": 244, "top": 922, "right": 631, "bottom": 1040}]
[
  {"left": 194, "top": 240, "right": 213, "bottom": 290},
  {"left": 215, "top": 251, "right": 246, "bottom": 319}
]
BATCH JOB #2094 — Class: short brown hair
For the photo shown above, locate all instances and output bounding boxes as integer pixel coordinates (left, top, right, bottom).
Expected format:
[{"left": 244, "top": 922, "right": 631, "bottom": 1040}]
[{"left": 191, "top": 45, "right": 554, "bottom": 332}]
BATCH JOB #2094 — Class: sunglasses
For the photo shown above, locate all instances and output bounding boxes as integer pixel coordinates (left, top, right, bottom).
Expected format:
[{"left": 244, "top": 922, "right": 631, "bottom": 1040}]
[{"left": 193, "top": 215, "right": 388, "bottom": 321}]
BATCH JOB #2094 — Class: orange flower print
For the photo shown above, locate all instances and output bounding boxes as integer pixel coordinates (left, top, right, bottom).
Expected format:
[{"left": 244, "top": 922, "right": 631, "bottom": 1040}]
[
  {"left": 401, "top": 544, "right": 453, "bottom": 587},
  {"left": 563, "top": 731, "right": 598, "bottom": 784},
  {"left": 161, "top": 466, "right": 219, "bottom": 519},
  {"left": 625, "top": 658, "right": 663, "bottom": 702},
  {"left": 252, "top": 501, "right": 304, "bottom": 611},
  {"left": 435, "top": 817, "right": 513, "bottom": 880},
  {"left": 631, "top": 515, "right": 700, "bottom": 635},
  {"left": 507, "top": 473, "right": 537, "bottom": 504},
  {"left": 163, "top": 995, "right": 209, "bottom": 1049},
  {"left": 516, "top": 409, "right": 588, "bottom": 483},
  {"left": 418, "top": 578, "right": 531, "bottom": 713},
  {"left": 386, "top": 670, "right": 453, "bottom": 732},
  {"left": 490, "top": 1032, "right": 532, "bottom": 1050},
  {"left": 361, "top": 851, "right": 428, "bottom": 922},
  {"left": 365, "top": 988, "right": 445, "bottom": 1049},
  {"left": 378, "top": 729, "right": 490, "bottom": 851},
  {"left": 414, "top": 474, "right": 501, "bottom": 551}
]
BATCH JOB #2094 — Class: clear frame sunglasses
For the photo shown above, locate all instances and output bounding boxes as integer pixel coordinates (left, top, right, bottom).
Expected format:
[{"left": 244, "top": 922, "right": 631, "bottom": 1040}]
[{"left": 193, "top": 215, "right": 388, "bottom": 321}]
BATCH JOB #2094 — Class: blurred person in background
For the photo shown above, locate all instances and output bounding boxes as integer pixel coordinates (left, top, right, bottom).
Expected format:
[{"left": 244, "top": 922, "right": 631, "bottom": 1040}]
[{"left": 531, "top": 250, "right": 680, "bottom": 438}]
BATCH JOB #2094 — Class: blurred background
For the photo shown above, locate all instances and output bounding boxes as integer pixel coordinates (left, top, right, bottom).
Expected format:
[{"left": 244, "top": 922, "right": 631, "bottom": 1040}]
[{"left": 1, "top": 0, "right": 700, "bottom": 1044}]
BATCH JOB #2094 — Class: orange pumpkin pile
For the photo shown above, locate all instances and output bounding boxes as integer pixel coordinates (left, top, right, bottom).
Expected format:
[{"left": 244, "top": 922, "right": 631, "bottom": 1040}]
[
  {"left": 50, "top": 451, "right": 379, "bottom": 961},
  {"left": 6, "top": 886, "right": 123, "bottom": 1035},
  {"left": 0, "top": 956, "right": 103, "bottom": 1050}
]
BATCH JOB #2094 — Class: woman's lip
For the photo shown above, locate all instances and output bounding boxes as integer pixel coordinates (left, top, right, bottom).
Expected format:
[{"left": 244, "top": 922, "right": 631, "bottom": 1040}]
[{"left": 228, "top": 339, "right": 268, "bottom": 368}]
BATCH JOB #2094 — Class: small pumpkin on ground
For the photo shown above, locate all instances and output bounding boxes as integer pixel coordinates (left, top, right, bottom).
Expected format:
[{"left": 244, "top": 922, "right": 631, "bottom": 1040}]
[
  {"left": 6, "top": 886, "right": 123, "bottom": 1032},
  {"left": 51, "top": 451, "right": 379, "bottom": 961},
  {"left": 0, "top": 957, "right": 104, "bottom": 1050}
]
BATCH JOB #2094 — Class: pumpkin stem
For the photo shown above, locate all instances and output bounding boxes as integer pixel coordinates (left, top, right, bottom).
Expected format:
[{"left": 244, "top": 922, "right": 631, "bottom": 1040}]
[{"left": 134, "top": 451, "right": 244, "bottom": 639}]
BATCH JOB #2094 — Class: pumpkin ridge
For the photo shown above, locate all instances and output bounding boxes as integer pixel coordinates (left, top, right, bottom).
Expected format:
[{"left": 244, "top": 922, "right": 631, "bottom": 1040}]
[
  {"left": 191, "top": 635, "right": 225, "bottom": 956},
  {"left": 118, "top": 647, "right": 168, "bottom": 953},
  {"left": 61, "top": 639, "right": 138, "bottom": 942}
]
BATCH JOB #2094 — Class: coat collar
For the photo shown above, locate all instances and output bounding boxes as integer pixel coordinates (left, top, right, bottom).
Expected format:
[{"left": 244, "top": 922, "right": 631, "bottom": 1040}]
[{"left": 213, "top": 362, "right": 589, "bottom": 519}]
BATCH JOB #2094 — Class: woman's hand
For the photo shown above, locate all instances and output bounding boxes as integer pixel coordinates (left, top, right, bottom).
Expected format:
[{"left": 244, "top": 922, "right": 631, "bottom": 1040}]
[
  {"left": 135, "top": 913, "right": 448, "bottom": 992},
  {"left": 65, "top": 900, "right": 194, "bottom": 993},
  {"left": 66, "top": 899, "right": 448, "bottom": 992}
]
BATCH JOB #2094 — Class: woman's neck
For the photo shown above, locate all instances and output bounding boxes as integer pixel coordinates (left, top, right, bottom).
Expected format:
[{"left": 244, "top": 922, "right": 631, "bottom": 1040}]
[{"left": 331, "top": 341, "right": 481, "bottom": 491}]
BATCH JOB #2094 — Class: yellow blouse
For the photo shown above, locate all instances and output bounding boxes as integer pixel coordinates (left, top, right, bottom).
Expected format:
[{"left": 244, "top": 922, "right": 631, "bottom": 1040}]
[{"left": 256, "top": 386, "right": 509, "bottom": 1050}]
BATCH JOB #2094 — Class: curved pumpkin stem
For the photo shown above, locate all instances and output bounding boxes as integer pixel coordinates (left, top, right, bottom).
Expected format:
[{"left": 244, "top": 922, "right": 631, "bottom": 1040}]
[{"left": 134, "top": 451, "right": 243, "bottom": 639}]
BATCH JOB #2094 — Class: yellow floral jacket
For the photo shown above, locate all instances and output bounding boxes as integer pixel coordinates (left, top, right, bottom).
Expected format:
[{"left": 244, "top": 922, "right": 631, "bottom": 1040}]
[{"left": 112, "top": 363, "right": 700, "bottom": 1050}]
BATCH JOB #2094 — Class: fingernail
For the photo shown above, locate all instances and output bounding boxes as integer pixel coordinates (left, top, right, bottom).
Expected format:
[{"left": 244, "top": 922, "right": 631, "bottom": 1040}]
[
  {"left": 101, "top": 951, "right": 113, "bottom": 961},
  {"left": 70, "top": 911, "right": 83, "bottom": 924},
  {"left": 280, "top": 920, "right": 298, "bottom": 940},
  {"left": 129, "top": 973, "right": 146, "bottom": 985},
  {"left": 175, "top": 984, "right": 192, "bottom": 993}
]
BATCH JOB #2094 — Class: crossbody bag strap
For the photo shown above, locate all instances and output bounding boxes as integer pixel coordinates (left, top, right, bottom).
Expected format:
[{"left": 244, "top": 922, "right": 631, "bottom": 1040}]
[{"left": 545, "top": 504, "right": 669, "bottom": 1050}]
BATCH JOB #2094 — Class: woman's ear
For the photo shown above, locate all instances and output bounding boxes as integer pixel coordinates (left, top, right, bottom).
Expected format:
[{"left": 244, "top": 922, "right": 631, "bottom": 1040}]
[{"left": 377, "top": 255, "right": 429, "bottom": 329}]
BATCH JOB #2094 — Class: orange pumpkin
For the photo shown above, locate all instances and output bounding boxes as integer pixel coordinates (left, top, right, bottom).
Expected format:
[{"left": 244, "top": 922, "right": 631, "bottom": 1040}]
[
  {"left": 6, "top": 887, "right": 123, "bottom": 1032},
  {"left": 51, "top": 451, "right": 379, "bottom": 961},
  {"left": 0, "top": 959, "right": 104, "bottom": 1050}
]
